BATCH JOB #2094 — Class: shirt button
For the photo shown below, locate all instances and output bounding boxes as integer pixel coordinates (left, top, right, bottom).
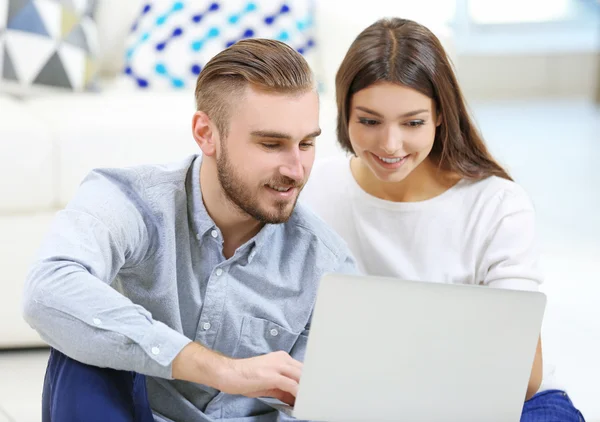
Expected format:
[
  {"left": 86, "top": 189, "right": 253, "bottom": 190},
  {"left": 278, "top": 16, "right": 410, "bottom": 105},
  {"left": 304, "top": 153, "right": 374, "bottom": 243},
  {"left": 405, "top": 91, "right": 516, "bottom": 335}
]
[
  {"left": 203, "top": 322, "right": 211, "bottom": 330},
  {"left": 151, "top": 347, "right": 160, "bottom": 355},
  {"left": 215, "top": 268, "right": 223, "bottom": 276},
  {"left": 211, "top": 230, "right": 218, "bottom": 238},
  {"left": 249, "top": 252, "right": 256, "bottom": 260},
  {"left": 196, "top": 233, "right": 201, "bottom": 240},
  {"left": 270, "top": 328, "right": 279, "bottom": 337},
  {"left": 93, "top": 318, "right": 102, "bottom": 326}
]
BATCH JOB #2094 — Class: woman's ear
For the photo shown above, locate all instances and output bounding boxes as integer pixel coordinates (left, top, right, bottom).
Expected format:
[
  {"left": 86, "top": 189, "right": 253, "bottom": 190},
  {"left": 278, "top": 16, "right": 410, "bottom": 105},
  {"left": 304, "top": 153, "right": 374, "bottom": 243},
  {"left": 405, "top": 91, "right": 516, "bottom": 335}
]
[
  {"left": 192, "top": 111, "right": 218, "bottom": 156},
  {"left": 435, "top": 109, "right": 443, "bottom": 127}
]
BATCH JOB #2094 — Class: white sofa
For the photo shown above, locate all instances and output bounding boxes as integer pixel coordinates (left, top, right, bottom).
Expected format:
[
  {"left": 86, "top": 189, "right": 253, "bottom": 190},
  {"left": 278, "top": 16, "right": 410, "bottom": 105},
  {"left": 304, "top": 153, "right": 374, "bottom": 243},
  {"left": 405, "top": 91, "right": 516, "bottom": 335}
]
[{"left": 0, "top": 0, "right": 454, "bottom": 349}]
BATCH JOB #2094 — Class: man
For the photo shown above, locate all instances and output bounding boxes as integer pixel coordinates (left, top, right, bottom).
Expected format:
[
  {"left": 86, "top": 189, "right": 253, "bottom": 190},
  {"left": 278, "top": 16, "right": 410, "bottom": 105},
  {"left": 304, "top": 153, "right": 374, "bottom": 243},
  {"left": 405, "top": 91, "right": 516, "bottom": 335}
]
[{"left": 23, "top": 39, "right": 355, "bottom": 421}]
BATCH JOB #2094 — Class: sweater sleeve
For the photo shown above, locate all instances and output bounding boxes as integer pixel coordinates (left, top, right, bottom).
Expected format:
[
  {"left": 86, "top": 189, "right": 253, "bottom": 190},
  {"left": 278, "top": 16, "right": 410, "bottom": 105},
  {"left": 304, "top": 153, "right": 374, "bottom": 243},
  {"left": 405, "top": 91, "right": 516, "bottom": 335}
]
[{"left": 478, "top": 186, "right": 544, "bottom": 292}]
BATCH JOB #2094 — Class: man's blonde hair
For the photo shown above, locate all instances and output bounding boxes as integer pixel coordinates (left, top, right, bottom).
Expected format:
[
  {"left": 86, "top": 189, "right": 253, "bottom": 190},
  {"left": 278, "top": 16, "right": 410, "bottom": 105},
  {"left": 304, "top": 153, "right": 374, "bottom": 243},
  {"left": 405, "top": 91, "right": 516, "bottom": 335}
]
[{"left": 195, "top": 38, "right": 315, "bottom": 138}]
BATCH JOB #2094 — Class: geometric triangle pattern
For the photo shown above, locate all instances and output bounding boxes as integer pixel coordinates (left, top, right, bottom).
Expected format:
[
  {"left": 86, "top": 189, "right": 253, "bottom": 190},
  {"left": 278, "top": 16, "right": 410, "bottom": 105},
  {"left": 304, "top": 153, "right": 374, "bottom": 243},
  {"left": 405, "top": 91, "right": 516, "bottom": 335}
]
[
  {"left": 60, "top": 5, "right": 76, "bottom": 36},
  {"left": 7, "top": 0, "right": 28, "bottom": 23},
  {"left": 122, "top": 1, "right": 318, "bottom": 91},
  {"left": 5, "top": 30, "right": 56, "bottom": 83},
  {"left": 34, "top": 0, "right": 62, "bottom": 38},
  {"left": 33, "top": 50, "right": 72, "bottom": 88},
  {"left": 0, "top": 2, "right": 6, "bottom": 30},
  {"left": 7, "top": 1, "right": 49, "bottom": 36},
  {"left": 64, "top": 22, "right": 86, "bottom": 51},
  {"left": 2, "top": 47, "right": 18, "bottom": 80},
  {"left": 58, "top": 42, "right": 84, "bottom": 88},
  {"left": 0, "top": 0, "right": 99, "bottom": 95}
]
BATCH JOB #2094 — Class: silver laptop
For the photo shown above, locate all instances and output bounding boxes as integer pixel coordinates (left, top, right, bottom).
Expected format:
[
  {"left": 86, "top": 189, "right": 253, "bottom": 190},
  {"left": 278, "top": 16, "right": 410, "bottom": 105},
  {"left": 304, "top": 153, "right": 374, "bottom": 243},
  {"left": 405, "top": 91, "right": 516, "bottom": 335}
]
[{"left": 263, "top": 273, "right": 546, "bottom": 422}]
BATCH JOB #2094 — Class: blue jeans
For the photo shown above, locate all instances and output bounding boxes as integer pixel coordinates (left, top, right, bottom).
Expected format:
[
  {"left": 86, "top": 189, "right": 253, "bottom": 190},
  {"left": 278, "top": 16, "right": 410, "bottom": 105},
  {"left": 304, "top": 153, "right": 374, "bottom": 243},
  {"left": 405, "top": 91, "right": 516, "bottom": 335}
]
[
  {"left": 521, "top": 389, "right": 586, "bottom": 422},
  {"left": 42, "top": 348, "right": 585, "bottom": 421},
  {"left": 42, "top": 348, "right": 154, "bottom": 422}
]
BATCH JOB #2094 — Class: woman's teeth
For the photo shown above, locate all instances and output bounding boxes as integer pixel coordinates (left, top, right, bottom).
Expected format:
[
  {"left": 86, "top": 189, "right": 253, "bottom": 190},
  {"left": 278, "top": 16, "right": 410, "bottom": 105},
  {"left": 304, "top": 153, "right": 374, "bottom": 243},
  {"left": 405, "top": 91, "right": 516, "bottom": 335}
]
[{"left": 377, "top": 155, "right": 404, "bottom": 164}]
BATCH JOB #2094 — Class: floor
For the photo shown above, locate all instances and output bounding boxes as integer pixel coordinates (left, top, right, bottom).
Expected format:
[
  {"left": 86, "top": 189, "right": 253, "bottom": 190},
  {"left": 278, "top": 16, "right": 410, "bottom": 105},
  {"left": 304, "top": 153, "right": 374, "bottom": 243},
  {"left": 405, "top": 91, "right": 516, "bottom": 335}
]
[
  {"left": 0, "top": 349, "right": 48, "bottom": 422},
  {"left": 0, "top": 99, "right": 598, "bottom": 421}
]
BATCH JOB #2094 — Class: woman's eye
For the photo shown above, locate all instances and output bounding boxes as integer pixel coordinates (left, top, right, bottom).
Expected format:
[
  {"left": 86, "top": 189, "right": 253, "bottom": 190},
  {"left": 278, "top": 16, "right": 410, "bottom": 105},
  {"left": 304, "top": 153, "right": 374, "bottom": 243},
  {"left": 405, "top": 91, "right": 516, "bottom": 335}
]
[
  {"left": 407, "top": 120, "right": 425, "bottom": 127},
  {"left": 358, "top": 118, "right": 380, "bottom": 126}
]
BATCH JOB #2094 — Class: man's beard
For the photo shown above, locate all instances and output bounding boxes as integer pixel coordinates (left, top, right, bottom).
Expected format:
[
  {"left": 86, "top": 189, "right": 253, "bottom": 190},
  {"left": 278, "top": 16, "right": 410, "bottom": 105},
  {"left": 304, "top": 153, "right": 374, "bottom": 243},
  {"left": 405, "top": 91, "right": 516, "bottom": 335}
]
[{"left": 216, "top": 143, "right": 303, "bottom": 224}]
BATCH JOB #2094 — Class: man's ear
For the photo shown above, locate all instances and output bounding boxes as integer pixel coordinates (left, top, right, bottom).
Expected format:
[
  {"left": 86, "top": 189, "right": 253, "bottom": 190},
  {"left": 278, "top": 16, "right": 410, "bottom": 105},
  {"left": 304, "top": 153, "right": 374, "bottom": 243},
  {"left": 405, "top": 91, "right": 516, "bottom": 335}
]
[{"left": 192, "top": 111, "right": 218, "bottom": 156}]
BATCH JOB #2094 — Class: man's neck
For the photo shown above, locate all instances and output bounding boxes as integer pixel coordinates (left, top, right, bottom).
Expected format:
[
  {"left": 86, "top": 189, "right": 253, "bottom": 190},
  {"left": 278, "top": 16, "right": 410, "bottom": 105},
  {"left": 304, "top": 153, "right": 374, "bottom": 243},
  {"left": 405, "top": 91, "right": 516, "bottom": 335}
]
[{"left": 199, "top": 160, "right": 263, "bottom": 259}]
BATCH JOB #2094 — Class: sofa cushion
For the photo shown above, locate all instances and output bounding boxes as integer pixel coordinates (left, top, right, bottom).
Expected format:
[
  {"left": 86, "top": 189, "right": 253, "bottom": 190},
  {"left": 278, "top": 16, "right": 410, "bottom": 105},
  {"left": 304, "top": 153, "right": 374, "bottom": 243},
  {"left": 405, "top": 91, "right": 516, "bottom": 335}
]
[
  {"left": 121, "top": 0, "right": 317, "bottom": 90},
  {"left": 27, "top": 89, "right": 199, "bottom": 206},
  {"left": 0, "top": 0, "right": 100, "bottom": 96},
  {"left": 25, "top": 85, "right": 343, "bottom": 208},
  {"left": 0, "top": 95, "right": 55, "bottom": 213},
  {"left": 0, "top": 213, "right": 53, "bottom": 348}
]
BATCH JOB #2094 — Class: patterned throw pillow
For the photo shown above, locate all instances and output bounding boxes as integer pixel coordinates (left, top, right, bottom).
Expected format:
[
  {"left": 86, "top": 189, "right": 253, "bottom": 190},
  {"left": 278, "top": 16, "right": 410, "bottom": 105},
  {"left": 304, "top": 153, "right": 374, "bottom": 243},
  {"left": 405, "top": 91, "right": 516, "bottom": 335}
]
[
  {"left": 123, "top": 1, "right": 317, "bottom": 90},
  {"left": 0, "top": 0, "right": 99, "bottom": 96}
]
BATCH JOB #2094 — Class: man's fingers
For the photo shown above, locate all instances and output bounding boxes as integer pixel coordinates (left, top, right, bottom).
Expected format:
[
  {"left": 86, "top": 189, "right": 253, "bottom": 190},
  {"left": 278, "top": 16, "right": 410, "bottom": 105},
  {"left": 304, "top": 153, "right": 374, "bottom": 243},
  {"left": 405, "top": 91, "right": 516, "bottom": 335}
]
[
  {"left": 288, "top": 358, "right": 303, "bottom": 371},
  {"left": 271, "top": 390, "right": 296, "bottom": 406},
  {"left": 273, "top": 374, "right": 299, "bottom": 397},
  {"left": 231, "top": 353, "right": 303, "bottom": 401},
  {"left": 252, "top": 389, "right": 297, "bottom": 406},
  {"left": 281, "top": 363, "right": 302, "bottom": 383}
]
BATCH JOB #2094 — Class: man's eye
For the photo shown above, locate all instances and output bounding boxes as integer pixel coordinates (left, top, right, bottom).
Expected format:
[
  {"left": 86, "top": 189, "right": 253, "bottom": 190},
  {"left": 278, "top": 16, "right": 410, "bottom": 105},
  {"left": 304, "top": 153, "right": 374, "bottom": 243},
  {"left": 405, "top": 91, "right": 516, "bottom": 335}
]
[
  {"left": 262, "top": 143, "right": 279, "bottom": 149},
  {"left": 300, "top": 142, "right": 315, "bottom": 149}
]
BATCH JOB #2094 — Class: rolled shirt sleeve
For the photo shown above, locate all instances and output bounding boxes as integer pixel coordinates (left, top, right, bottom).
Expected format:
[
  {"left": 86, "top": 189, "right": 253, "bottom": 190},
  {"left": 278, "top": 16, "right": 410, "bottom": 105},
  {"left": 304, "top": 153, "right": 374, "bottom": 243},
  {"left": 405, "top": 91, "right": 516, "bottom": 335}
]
[{"left": 22, "top": 168, "right": 192, "bottom": 379}]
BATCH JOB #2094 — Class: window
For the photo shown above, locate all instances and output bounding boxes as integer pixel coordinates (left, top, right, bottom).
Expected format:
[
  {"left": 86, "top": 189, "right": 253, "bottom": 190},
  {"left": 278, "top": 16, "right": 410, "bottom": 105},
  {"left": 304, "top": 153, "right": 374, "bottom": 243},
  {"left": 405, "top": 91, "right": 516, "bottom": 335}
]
[
  {"left": 468, "top": 0, "right": 586, "bottom": 24},
  {"left": 452, "top": 0, "right": 600, "bottom": 54}
]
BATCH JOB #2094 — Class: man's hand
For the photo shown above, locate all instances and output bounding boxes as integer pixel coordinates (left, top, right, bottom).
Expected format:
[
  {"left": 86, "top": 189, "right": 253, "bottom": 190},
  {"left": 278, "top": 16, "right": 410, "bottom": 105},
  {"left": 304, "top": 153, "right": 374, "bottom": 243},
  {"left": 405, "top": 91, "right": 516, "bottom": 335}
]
[
  {"left": 172, "top": 343, "right": 302, "bottom": 405},
  {"left": 220, "top": 351, "right": 303, "bottom": 405}
]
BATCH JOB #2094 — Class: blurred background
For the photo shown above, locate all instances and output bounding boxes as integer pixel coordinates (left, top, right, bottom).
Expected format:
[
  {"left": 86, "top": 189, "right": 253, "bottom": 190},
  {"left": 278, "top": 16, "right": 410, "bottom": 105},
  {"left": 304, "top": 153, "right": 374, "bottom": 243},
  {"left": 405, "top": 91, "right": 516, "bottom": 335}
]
[{"left": 1, "top": 0, "right": 598, "bottom": 421}]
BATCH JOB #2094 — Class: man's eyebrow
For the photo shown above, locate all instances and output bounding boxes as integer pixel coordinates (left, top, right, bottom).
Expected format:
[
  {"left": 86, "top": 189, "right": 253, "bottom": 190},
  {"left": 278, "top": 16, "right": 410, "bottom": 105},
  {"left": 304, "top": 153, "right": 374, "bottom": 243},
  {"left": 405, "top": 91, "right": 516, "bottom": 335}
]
[
  {"left": 251, "top": 131, "right": 292, "bottom": 139},
  {"left": 250, "top": 129, "right": 322, "bottom": 139}
]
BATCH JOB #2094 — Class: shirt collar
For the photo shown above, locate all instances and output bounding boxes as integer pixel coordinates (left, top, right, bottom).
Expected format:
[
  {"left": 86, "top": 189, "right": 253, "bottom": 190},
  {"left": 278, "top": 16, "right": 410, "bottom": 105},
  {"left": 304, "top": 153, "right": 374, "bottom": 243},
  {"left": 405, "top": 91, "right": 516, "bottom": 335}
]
[
  {"left": 188, "top": 155, "right": 215, "bottom": 239},
  {"left": 188, "top": 154, "right": 277, "bottom": 251}
]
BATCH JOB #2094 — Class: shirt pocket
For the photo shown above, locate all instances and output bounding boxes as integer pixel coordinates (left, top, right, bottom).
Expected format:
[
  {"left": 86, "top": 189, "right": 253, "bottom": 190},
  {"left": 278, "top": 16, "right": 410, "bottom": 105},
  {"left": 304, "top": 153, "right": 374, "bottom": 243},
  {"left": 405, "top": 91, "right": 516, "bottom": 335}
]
[{"left": 234, "top": 316, "right": 300, "bottom": 359}]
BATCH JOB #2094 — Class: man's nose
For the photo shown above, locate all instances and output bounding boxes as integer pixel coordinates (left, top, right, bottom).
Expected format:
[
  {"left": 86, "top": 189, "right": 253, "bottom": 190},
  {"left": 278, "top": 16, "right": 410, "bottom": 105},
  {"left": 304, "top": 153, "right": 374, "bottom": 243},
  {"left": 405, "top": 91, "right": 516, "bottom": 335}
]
[{"left": 279, "top": 149, "right": 304, "bottom": 182}]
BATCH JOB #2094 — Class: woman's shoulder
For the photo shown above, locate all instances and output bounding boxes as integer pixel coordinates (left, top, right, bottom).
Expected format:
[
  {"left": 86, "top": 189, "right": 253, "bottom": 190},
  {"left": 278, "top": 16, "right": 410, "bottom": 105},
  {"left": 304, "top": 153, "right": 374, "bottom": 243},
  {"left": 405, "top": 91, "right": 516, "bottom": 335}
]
[
  {"left": 458, "top": 175, "right": 536, "bottom": 216},
  {"left": 310, "top": 154, "right": 352, "bottom": 177},
  {"left": 301, "top": 154, "right": 353, "bottom": 208},
  {"left": 305, "top": 154, "right": 353, "bottom": 190}
]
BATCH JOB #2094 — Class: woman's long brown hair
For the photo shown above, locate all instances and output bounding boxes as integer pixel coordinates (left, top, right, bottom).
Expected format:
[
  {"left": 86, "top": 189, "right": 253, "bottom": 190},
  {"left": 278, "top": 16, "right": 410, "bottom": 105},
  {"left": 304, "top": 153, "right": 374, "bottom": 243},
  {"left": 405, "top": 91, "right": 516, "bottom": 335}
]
[{"left": 336, "top": 18, "right": 512, "bottom": 181}]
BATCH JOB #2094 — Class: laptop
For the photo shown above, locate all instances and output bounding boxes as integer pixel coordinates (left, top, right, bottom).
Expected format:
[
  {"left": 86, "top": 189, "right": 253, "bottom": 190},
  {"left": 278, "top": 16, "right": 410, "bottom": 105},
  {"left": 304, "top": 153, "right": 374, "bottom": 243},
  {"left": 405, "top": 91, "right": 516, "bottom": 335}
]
[{"left": 262, "top": 273, "right": 546, "bottom": 422}]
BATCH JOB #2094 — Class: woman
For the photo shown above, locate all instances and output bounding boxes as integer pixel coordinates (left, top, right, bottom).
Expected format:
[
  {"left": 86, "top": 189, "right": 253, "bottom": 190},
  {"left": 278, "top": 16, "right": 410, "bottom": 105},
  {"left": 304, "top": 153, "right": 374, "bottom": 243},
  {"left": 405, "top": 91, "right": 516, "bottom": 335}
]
[{"left": 301, "top": 18, "right": 585, "bottom": 421}]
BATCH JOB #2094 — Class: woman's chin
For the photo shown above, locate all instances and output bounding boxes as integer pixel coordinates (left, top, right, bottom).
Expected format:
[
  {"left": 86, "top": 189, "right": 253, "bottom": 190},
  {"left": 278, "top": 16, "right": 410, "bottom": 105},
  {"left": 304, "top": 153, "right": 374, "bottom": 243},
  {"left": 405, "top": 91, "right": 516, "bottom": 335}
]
[{"left": 366, "top": 155, "right": 413, "bottom": 183}]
